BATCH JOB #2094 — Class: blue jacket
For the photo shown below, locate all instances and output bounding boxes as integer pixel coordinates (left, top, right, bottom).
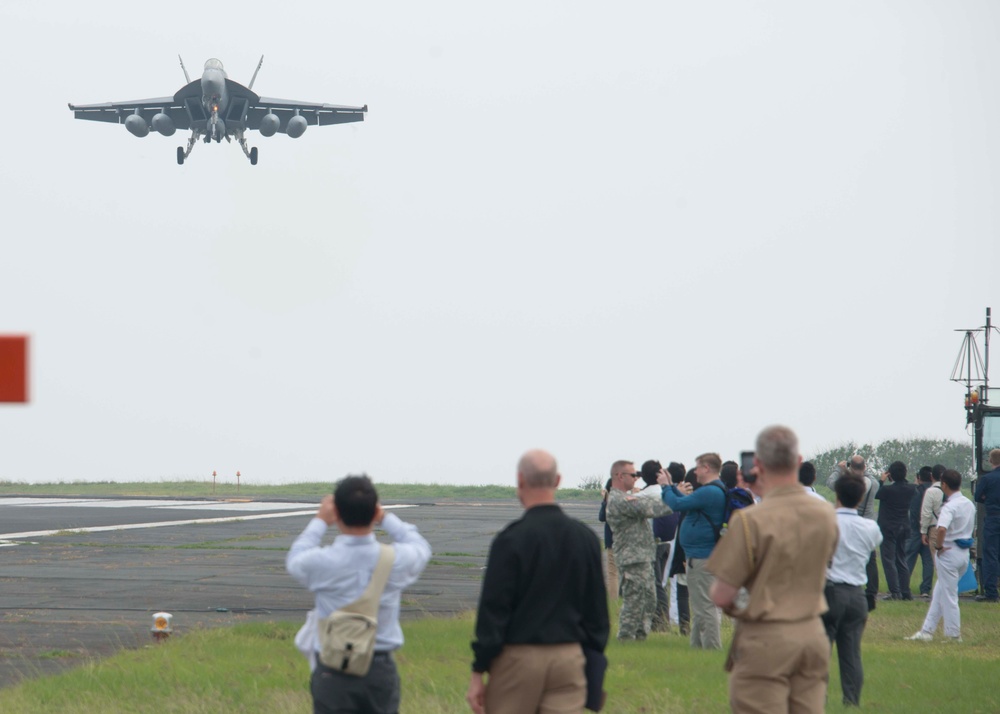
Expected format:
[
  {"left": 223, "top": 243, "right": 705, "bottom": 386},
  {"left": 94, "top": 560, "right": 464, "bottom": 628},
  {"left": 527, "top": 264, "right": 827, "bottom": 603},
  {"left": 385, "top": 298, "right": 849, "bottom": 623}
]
[
  {"left": 975, "top": 467, "right": 1000, "bottom": 518},
  {"left": 661, "top": 480, "right": 727, "bottom": 559}
]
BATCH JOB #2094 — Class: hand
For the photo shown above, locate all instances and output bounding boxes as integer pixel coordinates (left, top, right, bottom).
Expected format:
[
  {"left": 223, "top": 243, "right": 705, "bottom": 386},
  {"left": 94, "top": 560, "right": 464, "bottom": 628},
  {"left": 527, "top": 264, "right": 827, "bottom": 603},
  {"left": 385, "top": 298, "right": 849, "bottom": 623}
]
[
  {"left": 466, "top": 673, "right": 486, "bottom": 714},
  {"left": 657, "top": 470, "right": 670, "bottom": 486},
  {"left": 921, "top": 534, "right": 929, "bottom": 546},
  {"left": 837, "top": 460, "right": 847, "bottom": 471},
  {"left": 317, "top": 495, "right": 336, "bottom": 526},
  {"left": 880, "top": 471, "right": 889, "bottom": 482},
  {"left": 373, "top": 503, "right": 385, "bottom": 526},
  {"left": 678, "top": 481, "right": 693, "bottom": 495}
]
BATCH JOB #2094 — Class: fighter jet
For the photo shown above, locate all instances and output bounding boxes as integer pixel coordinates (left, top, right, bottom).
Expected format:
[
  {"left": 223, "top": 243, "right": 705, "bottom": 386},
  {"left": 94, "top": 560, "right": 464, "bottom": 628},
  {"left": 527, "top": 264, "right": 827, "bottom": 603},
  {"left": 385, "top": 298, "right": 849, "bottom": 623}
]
[{"left": 68, "top": 56, "right": 366, "bottom": 165}]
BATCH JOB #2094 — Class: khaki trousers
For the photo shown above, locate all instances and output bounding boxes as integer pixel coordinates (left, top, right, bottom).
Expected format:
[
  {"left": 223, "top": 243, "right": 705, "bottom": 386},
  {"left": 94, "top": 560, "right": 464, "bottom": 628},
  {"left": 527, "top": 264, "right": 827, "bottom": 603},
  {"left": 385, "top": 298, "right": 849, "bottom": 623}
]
[
  {"left": 728, "top": 618, "right": 829, "bottom": 714},
  {"left": 687, "top": 558, "right": 722, "bottom": 649},
  {"left": 605, "top": 549, "right": 619, "bottom": 600},
  {"left": 485, "top": 643, "right": 586, "bottom": 714}
]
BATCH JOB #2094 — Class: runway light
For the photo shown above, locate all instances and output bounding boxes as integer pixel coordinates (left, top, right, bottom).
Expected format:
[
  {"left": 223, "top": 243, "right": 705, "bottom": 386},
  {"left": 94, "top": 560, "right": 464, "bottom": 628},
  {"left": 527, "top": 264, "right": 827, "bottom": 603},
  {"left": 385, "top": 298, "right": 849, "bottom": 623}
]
[{"left": 151, "top": 612, "right": 173, "bottom": 642}]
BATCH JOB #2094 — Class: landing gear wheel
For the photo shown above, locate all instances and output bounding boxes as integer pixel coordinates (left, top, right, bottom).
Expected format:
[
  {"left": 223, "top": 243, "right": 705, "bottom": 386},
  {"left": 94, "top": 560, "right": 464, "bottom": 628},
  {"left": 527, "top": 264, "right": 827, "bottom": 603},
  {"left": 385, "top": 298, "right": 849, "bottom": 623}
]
[
  {"left": 177, "top": 146, "right": 185, "bottom": 165},
  {"left": 250, "top": 147, "right": 258, "bottom": 166}
]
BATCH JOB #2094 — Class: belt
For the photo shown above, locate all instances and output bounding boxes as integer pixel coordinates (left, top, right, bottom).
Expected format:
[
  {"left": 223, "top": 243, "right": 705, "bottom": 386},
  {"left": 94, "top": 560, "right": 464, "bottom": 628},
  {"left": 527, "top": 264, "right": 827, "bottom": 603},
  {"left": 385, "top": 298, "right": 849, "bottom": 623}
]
[
  {"left": 315, "top": 650, "right": 393, "bottom": 664},
  {"left": 826, "top": 580, "right": 863, "bottom": 588}
]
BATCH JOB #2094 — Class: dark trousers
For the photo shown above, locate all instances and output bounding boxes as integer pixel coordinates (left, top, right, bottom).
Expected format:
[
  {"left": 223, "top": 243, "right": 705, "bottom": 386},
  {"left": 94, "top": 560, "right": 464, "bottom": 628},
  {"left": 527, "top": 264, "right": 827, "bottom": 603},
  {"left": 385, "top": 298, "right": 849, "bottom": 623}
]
[
  {"left": 822, "top": 582, "right": 869, "bottom": 706},
  {"left": 676, "top": 582, "right": 690, "bottom": 635},
  {"left": 983, "top": 516, "right": 1000, "bottom": 600},
  {"left": 311, "top": 653, "right": 400, "bottom": 714},
  {"left": 865, "top": 551, "right": 879, "bottom": 609},
  {"left": 880, "top": 523, "right": 911, "bottom": 598},
  {"left": 652, "top": 542, "right": 670, "bottom": 630},
  {"left": 905, "top": 528, "right": 934, "bottom": 595}
]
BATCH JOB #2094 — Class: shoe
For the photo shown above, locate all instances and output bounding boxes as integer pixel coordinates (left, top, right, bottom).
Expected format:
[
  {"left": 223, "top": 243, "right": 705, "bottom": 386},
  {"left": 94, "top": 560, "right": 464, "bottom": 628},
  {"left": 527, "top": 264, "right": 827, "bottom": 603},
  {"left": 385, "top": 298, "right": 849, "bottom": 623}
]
[
  {"left": 945, "top": 636, "right": 963, "bottom": 643},
  {"left": 905, "top": 631, "right": 933, "bottom": 642},
  {"left": 901, "top": 594, "right": 914, "bottom": 601},
  {"left": 920, "top": 593, "right": 931, "bottom": 599},
  {"left": 974, "top": 595, "right": 999, "bottom": 603},
  {"left": 866, "top": 595, "right": 877, "bottom": 612},
  {"left": 877, "top": 593, "right": 893, "bottom": 601}
]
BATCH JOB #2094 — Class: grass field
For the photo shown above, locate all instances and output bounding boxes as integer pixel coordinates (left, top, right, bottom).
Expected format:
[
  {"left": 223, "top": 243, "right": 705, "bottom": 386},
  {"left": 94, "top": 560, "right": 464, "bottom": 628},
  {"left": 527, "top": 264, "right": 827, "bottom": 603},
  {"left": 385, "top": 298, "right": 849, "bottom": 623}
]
[
  {"left": 0, "top": 480, "right": 600, "bottom": 502},
  {"left": 1, "top": 598, "right": 998, "bottom": 713},
  {"left": 2, "top": 481, "right": 995, "bottom": 712}
]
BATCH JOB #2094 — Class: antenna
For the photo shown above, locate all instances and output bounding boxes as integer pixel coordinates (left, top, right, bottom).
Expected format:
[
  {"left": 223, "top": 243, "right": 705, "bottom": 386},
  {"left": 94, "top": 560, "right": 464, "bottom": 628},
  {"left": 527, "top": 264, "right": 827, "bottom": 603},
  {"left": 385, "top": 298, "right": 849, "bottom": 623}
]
[
  {"left": 179, "top": 55, "right": 191, "bottom": 84},
  {"left": 952, "top": 307, "right": 998, "bottom": 413},
  {"left": 248, "top": 55, "right": 264, "bottom": 90}
]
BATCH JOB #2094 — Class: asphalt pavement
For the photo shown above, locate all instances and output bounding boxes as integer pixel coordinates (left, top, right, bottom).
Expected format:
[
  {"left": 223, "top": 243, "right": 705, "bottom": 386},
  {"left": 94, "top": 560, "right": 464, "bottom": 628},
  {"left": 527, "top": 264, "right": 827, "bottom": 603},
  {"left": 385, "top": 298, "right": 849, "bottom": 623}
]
[{"left": 0, "top": 495, "right": 601, "bottom": 688}]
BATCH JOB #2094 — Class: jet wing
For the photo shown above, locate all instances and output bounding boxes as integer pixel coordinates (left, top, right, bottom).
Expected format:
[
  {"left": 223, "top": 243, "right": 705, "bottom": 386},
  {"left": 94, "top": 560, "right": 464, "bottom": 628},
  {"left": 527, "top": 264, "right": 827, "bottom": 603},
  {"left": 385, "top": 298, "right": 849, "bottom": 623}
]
[
  {"left": 68, "top": 97, "right": 192, "bottom": 129},
  {"left": 247, "top": 97, "right": 367, "bottom": 133}
]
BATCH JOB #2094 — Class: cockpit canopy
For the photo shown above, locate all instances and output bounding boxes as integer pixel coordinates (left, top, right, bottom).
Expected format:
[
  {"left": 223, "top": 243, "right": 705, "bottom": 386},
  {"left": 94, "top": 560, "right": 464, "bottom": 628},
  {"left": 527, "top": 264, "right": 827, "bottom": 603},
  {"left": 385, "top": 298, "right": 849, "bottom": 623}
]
[{"left": 204, "top": 58, "right": 225, "bottom": 72}]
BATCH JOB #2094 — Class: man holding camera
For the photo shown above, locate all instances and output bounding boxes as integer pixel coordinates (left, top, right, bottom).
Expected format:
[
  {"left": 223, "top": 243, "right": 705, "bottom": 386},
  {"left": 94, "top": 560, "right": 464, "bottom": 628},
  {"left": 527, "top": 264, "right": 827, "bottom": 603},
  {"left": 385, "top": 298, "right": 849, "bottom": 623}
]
[
  {"left": 607, "top": 459, "right": 672, "bottom": 641},
  {"left": 286, "top": 475, "right": 432, "bottom": 714},
  {"left": 660, "top": 453, "right": 727, "bottom": 650},
  {"left": 828, "top": 456, "right": 880, "bottom": 611}
]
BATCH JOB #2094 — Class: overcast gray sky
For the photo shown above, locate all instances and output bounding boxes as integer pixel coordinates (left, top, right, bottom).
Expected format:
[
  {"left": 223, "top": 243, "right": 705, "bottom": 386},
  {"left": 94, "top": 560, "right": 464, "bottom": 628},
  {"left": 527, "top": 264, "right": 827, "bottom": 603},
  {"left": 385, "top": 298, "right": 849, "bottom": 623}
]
[{"left": 1, "top": 1, "right": 997, "bottom": 486}]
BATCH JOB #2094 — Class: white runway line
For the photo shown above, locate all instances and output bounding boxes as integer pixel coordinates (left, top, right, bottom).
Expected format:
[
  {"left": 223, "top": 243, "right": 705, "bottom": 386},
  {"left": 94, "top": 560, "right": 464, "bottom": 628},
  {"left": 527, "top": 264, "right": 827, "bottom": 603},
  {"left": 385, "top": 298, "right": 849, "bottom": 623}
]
[{"left": 0, "top": 501, "right": 417, "bottom": 541}]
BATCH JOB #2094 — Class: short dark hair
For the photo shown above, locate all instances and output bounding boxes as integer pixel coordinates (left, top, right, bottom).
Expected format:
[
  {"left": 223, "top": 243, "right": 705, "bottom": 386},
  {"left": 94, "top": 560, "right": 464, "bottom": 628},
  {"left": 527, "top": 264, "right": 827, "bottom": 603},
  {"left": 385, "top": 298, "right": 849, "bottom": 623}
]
[
  {"left": 685, "top": 468, "right": 700, "bottom": 490},
  {"left": 835, "top": 475, "right": 866, "bottom": 509},
  {"left": 917, "top": 466, "right": 933, "bottom": 483},
  {"left": 798, "top": 461, "right": 817, "bottom": 487},
  {"left": 941, "top": 469, "right": 962, "bottom": 492},
  {"left": 720, "top": 461, "right": 738, "bottom": 489},
  {"left": 640, "top": 460, "right": 662, "bottom": 487},
  {"left": 887, "top": 461, "right": 907, "bottom": 483},
  {"left": 932, "top": 464, "right": 946, "bottom": 482},
  {"left": 667, "top": 462, "right": 686, "bottom": 484},
  {"left": 334, "top": 475, "right": 378, "bottom": 527}
]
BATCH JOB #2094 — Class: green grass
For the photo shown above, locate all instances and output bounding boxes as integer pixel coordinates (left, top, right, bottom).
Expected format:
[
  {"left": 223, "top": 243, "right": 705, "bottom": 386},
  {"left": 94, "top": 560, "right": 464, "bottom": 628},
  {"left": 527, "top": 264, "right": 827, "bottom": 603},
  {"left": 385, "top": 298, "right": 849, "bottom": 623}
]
[
  {"left": 0, "top": 480, "right": 601, "bottom": 502},
  {"left": 1, "top": 601, "right": 998, "bottom": 713}
]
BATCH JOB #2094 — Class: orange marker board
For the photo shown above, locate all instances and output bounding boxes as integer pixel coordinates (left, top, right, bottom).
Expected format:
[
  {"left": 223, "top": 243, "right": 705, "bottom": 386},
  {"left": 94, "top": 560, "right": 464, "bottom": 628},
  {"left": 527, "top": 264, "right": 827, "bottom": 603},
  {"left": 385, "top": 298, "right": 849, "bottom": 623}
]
[{"left": 0, "top": 335, "right": 28, "bottom": 403}]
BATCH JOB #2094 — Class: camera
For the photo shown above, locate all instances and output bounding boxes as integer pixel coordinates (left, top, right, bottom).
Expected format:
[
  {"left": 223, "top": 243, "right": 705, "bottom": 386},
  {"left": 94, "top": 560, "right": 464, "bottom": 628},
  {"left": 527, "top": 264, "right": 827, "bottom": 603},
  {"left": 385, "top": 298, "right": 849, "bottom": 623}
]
[{"left": 740, "top": 451, "right": 757, "bottom": 484}]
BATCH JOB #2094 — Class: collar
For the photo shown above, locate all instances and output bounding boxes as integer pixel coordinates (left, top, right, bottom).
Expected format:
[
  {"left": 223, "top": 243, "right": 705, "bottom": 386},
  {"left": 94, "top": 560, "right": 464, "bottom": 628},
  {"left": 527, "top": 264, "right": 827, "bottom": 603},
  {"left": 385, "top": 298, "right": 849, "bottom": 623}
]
[
  {"left": 835, "top": 507, "right": 859, "bottom": 516},
  {"left": 525, "top": 503, "right": 561, "bottom": 514},
  {"left": 762, "top": 484, "right": 806, "bottom": 499},
  {"left": 335, "top": 533, "right": 377, "bottom": 546}
]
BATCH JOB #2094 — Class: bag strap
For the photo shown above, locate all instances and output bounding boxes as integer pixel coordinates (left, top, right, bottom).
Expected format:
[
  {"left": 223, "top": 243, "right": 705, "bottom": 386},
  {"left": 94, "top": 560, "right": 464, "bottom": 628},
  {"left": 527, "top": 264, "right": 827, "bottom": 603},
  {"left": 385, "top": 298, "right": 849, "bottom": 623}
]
[
  {"left": 707, "top": 481, "right": 728, "bottom": 541},
  {"left": 341, "top": 544, "right": 394, "bottom": 619},
  {"left": 858, "top": 475, "right": 875, "bottom": 517}
]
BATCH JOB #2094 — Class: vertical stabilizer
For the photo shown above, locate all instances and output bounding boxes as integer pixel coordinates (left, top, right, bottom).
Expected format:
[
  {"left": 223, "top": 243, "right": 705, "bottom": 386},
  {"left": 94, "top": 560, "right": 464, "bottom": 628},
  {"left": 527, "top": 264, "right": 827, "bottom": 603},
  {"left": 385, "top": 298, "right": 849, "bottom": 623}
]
[{"left": 249, "top": 55, "right": 264, "bottom": 90}]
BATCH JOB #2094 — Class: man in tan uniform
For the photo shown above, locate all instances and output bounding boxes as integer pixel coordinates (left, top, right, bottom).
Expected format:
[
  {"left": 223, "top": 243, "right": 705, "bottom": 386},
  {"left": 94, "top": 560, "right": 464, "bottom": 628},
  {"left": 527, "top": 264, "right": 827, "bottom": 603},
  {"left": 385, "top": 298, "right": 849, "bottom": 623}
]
[{"left": 708, "top": 425, "right": 839, "bottom": 714}]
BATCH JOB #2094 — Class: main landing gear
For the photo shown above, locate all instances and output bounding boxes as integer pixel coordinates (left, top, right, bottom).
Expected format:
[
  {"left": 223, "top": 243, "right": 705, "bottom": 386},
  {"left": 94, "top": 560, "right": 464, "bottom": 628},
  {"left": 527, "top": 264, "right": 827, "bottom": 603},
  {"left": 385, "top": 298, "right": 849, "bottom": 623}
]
[
  {"left": 237, "top": 130, "right": 258, "bottom": 165},
  {"left": 177, "top": 130, "right": 198, "bottom": 165},
  {"left": 176, "top": 129, "right": 257, "bottom": 165}
]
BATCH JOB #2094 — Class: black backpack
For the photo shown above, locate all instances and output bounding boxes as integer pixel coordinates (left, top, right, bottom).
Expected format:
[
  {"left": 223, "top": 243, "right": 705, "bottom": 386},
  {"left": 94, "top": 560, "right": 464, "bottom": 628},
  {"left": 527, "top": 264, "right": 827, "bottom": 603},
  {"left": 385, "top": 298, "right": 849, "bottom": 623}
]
[{"left": 708, "top": 482, "right": 755, "bottom": 541}]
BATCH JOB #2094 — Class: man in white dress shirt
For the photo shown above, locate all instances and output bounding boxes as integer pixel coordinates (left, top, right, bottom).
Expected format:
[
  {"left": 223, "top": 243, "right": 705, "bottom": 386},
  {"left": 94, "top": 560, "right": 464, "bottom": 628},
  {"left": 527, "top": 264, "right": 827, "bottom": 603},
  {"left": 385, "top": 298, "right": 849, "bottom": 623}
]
[
  {"left": 287, "top": 475, "right": 432, "bottom": 714},
  {"left": 823, "top": 475, "right": 883, "bottom": 706},
  {"left": 906, "top": 469, "right": 976, "bottom": 643}
]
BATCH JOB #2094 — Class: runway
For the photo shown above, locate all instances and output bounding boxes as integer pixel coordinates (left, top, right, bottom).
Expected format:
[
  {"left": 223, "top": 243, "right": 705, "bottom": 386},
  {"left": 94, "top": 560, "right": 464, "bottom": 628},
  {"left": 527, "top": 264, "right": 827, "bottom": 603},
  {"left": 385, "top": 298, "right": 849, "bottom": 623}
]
[{"left": 0, "top": 495, "right": 601, "bottom": 687}]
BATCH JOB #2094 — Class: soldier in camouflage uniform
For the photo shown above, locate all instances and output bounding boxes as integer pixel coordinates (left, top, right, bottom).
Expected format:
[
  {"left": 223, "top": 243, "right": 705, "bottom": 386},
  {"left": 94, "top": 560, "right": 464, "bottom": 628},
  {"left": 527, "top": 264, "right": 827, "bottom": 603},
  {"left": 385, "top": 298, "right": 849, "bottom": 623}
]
[{"left": 606, "top": 460, "right": 673, "bottom": 641}]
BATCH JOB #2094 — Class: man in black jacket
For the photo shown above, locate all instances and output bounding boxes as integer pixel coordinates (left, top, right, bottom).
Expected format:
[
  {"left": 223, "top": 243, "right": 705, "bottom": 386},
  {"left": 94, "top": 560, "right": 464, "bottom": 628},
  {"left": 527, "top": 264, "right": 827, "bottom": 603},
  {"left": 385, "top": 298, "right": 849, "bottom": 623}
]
[
  {"left": 467, "top": 450, "right": 610, "bottom": 714},
  {"left": 876, "top": 461, "right": 917, "bottom": 600},
  {"left": 906, "top": 466, "right": 935, "bottom": 597}
]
